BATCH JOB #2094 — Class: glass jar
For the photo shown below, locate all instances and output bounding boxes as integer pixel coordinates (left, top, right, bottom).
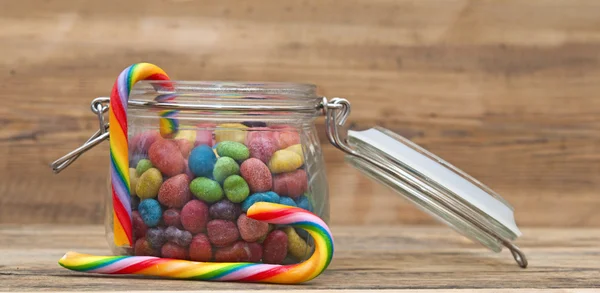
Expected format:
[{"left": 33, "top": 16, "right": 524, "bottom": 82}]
[{"left": 52, "top": 66, "right": 528, "bottom": 281}]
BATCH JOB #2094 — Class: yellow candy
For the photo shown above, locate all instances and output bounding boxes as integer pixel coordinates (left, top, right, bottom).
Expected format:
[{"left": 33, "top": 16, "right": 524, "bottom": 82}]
[
  {"left": 129, "top": 168, "right": 138, "bottom": 197},
  {"left": 268, "top": 150, "right": 303, "bottom": 174},
  {"left": 215, "top": 123, "right": 247, "bottom": 144},
  {"left": 135, "top": 168, "right": 163, "bottom": 199},
  {"left": 285, "top": 144, "right": 304, "bottom": 164},
  {"left": 283, "top": 227, "right": 310, "bottom": 260},
  {"left": 174, "top": 130, "right": 196, "bottom": 145}
]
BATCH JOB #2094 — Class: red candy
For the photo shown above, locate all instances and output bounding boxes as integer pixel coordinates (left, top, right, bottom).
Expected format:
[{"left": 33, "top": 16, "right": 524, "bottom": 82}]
[
  {"left": 158, "top": 174, "right": 192, "bottom": 208},
  {"left": 247, "top": 242, "right": 263, "bottom": 262},
  {"left": 240, "top": 158, "right": 272, "bottom": 193},
  {"left": 207, "top": 220, "right": 239, "bottom": 247},
  {"left": 237, "top": 213, "right": 269, "bottom": 242},
  {"left": 131, "top": 131, "right": 162, "bottom": 154},
  {"left": 214, "top": 241, "right": 247, "bottom": 262},
  {"left": 245, "top": 128, "right": 278, "bottom": 163},
  {"left": 161, "top": 242, "right": 188, "bottom": 259},
  {"left": 181, "top": 200, "right": 209, "bottom": 234},
  {"left": 174, "top": 139, "right": 193, "bottom": 158},
  {"left": 272, "top": 169, "right": 308, "bottom": 198},
  {"left": 271, "top": 125, "right": 300, "bottom": 149},
  {"left": 262, "top": 230, "right": 288, "bottom": 264},
  {"left": 148, "top": 139, "right": 186, "bottom": 177},
  {"left": 134, "top": 238, "right": 160, "bottom": 257},
  {"left": 132, "top": 211, "right": 148, "bottom": 240},
  {"left": 189, "top": 234, "right": 213, "bottom": 262},
  {"left": 163, "top": 209, "right": 183, "bottom": 229}
]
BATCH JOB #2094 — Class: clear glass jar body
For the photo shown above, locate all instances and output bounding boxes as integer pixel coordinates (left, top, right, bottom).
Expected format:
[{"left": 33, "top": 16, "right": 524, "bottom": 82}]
[{"left": 105, "top": 81, "right": 329, "bottom": 264}]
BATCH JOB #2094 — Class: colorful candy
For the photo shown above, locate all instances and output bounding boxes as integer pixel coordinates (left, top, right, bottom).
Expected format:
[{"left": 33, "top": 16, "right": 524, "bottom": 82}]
[
  {"left": 158, "top": 174, "right": 192, "bottom": 208},
  {"left": 262, "top": 230, "right": 288, "bottom": 264},
  {"left": 161, "top": 242, "right": 188, "bottom": 259},
  {"left": 135, "top": 168, "right": 163, "bottom": 200},
  {"left": 165, "top": 226, "right": 193, "bottom": 247},
  {"left": 240, "top": 158, "right": 272, "bottom": 193},
  {"left": 188, "top": 145, "right": 217, "bottom": 178},
  {"left": 283, "top": 227, "right": 310, "bottom": 260},
  {"left": 180, "top": 200, "right": 209, "bottom": 234},
  {"left": 138, "top": 199, "right": 162, "bottom": 227},
  {"left": 135, "top": 159, "right": 153, "bottom": 176},
  {"left": 212, "top": 157, "right": 240, "bottom": 183},
  {"left": 146, "top": 227, "right": 167, "bottom": 249},
  {"left": 241, "top": 191, "right": 280, "bottom": 212},
  {"left": 190, "top": 177, "right": 224, "bottom": 203},
  {"left": 223, "top": 175, "right": 250, "bottom": 203},
  {"left": 216, "top": 141, "right": 250, "bottom": 161},
  {"left": 162, "top": 209, "right": 182, "bottom": 229},
  {"left": 237, "top": 213, "right": 269, "bottom": 242},
  {"left": 268, "top": 150, "right": 303, "bottom": 174},
  {"left": 272, "top": 169, "right": 308, "bottom": 198},
  {"left": 207, "top": 219, "right": 240, "bottom": 247},
  {"left": 209, "top": 200, "right": 241, "bottom": 221},
  {"left": 188, "top": 234, "right": 212, "bottom": 262},
  {"left": 148, "top": 140, "right": 186, "bottom": 177}
]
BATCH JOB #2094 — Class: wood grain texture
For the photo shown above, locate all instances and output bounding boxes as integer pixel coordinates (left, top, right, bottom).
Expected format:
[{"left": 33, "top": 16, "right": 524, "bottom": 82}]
[
  {"left": 0, "top": 225, "right": 598, "bottom": 291},
  {"left": 1, "top": 0, "right": 600, "bottom": 226}
]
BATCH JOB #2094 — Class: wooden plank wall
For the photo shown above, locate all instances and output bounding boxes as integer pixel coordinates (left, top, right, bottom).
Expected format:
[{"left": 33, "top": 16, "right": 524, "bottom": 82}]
[{"left": 1, "top": 0, "right": 599, "bottom": 227}]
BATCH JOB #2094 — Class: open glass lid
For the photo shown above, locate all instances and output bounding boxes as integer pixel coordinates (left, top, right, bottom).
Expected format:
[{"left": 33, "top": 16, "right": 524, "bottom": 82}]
[{"left": 322, "top": 98, "right": 527, "bottom": 268}]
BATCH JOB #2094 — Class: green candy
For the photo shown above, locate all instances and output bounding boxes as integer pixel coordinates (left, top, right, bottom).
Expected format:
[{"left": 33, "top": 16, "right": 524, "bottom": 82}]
[
  {"left": 190, "top": 177, "right": 224, "bottom": 203},
  {"left": 136, "top": 159, "right": 154, "bottom": 176},
  {"left": 223, "top": 175, "right": 250, "bottom": 203},
  {"left": 216, "top": 141, "right": 250, "bottom": 161},
  {"left": 213, "top": 157, "right": 240, "bottom": 183}
]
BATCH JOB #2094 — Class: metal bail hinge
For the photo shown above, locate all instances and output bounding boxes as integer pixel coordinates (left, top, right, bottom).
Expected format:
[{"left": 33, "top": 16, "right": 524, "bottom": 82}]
[{"left": 50, "top": 97, "right": 110, "bottom": 173}]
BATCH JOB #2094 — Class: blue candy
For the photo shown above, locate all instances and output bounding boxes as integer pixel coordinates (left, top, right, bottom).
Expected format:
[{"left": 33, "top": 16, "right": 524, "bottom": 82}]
[
  {"left": 188, "top": 145, "right": 217, "bottom": 177},
  {"left": 241, "top": 191, "right": 281, "bottom": 212},
  {"left": 279, "top": 196, "right": 297, "bottom": 207},
  {"left": 138, "top": 199, "right": 162, "bottom": 227},
  {"left": 295, "top": 195, "right": 313, "bottom": 212}
]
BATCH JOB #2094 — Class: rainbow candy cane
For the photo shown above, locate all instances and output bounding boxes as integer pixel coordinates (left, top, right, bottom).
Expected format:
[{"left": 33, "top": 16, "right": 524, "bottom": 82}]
[
  {"left": 60, "top": 203, "right": 334, "bottom": 284},
  {"left": 110, "top": 63, "right": 171, "bottom": 247}
]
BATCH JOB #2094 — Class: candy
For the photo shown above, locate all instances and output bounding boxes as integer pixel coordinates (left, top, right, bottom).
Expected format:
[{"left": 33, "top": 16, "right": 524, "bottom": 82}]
[
  {"left": 215, "top": 123, "right": 247, "bottom": 144},
  {"left": 165, "top": 226, "right": 193, "bottom": 247},
  {"left": 207, "top": 219, "right": 239, "bottom": 247},
  {"left": 247, "top": 242, "right": 263, "bottom": 262},
  {"left": 135, "top": 159, "right": 154, "bottom": 176},
  {"left": 59, "top": 202, "right": 334, "bottom": 284},
  {"left": 223, "top": 175, "right": 250, "bottom": 203},
  {"left": 270, "top": 125, "right": 301, "bottom": 149},
  {"left": 135, "top": 168, "right": 163, "bottom": 200},
  {"left": 158, "top": 174, "right": 192, "bottom": 208},
  {"left": 180, "top": 200, "right": 209, "bottom": 234},
  {"left": 279, "top": 197, "right": 297, "bottom": 207},
  {"left": 146, "top": 227, "right": 167, "bottom": 249},
  {"left": 174, "top": 139, "right": 193, "bottom": 158},
  {"left": 148, "top": 139, "right": 186, "bottom": 177},
  {"left": 134, "top": 238, "right": 160, "bottom": 257},
  {"left": 216, "top": 141, "right": 250, "bottom": 161},
  {"left": 283, "top": 227, "right": 310, "bottom": 260},
  {"left": 262, "top": 230, "right": 288, "bottom": 264},
  {"left": 189, "top": 234, "right": 212, "bottom": 262},
  {"left": 214, "top": 241, "right": 247, "bottom": 262},
  {"left": 109, "top": 63, "right": 170, "bottom": 247},
  {"left": 188, "top": 145, "right": 217, "bottom": 178},
  {"left": 285, "top": 144, "right": 304, "bottom": 160},
  {"left": 158, "top": 109, "right": 179, "bottom": 139},
  {"left": 161, "top": 242, "right": 188, "bottom": 260},
  {"left": 131, "top": 131, "right": 162, "bottom": 154},
  {"left": 240, "top": 158, "right": 272, "bottom": 193},
  {"left": 129, "top": 153, "right": 147, "bottom": 168},
  {"left": 174, "top": 130, "right": 197, "bottom": 145},
  {"left": 209, "top": 200, "right": 241, "bottom": 221},
  {"left": 190, "top": 177, "right": 224, "bottom": 203},
  {"left": 184, "top": 159, "right": 195, "bottom": 179},
  {"left": 129, "top": 168, "right": 138, "bottom": 197},
  {"left": 131, "top": 211, "right": 147, "bottom": 240},
  {"left": 138, "top": 199, "right": 162, "bottom": 227},
  {"left": 195, "top": 123, "right": 215, "bottom": 147},
  {"left": 245, "top": 130, "right": 278, "bottom": 163},
  {"left": 295, "top": 195, "right": 314, "bottom": 212},
  {"left": 163, "top": 209, "right": 182, "bottom": 229},
  {"left": 268, "top": 150, "right": 303, "bottom": 174},
  {"left": 272, "top": 169, "right": 308, "bottom": 198},
  {"left": 212, "top": 157, "right": 240, "bottom": 183},
  {"left": 241, "top": 191, "right": 280, "bottom": 212},
  {"left": 237, "top": 213, "right": 269, "bottom": 242}
]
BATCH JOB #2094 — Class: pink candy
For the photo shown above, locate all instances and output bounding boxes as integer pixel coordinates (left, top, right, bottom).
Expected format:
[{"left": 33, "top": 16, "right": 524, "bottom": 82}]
[
  {"left": 272, "top": 169, "right": 308, "bottom": 198},
  {"left": 181, "top": 200, "right": 209, "bottom": 234},
  {"left": 158, "top": 174, "right": 192, "bottom": 209},
  {"left": 207, "top": 220, "right": 239, "bottom": 247},
  {"left": 237, "top": 214, "right": 269, "bottom": 242},
  {"left": 246, "top": 128, "right": 279, "bottom": 164},
  {"left": 240, "top": 158, "right": 272, "bottom": 193},
  {"left": 148, "top": 139, "right": 186, "bottom": 177},
  {"left": 174, "top": 139, "right": 193, "bottom": 158}
]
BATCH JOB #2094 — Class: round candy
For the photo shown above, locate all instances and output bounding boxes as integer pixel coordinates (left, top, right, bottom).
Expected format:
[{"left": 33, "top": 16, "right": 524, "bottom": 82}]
[
  {"left": 209, "top": 200, "right": 241, "bottom": 221},
  {"left": 213, "top": 157, "right": 240, "bottom": 183},
  {"left": 135, "top": 159, "right": 153, "bottom": 176},
  {"left": 146, "top": 227, "right": 167, "bottom": 249},
  {"left": 189, "top": 234, "right": 212, "bottom": 262},
  {"left": 207, "top": 219, "right": 239, "bottom": 247},
  {"left": 158, "top": 174, "right": 192, "bottom": 208},
  {"left": 180, "top": 200, "right": 209, "bottom": 234},
  {"left": 215, "top": 123, "right": 247, "bottom": 144},
  {"left": 188, "top": 145, "right": 217, "bottom": 178},
  {"left": 240, "top": 158, "right": 272, "bottom": 193},
  {"left": 161, "top": 242, "right": 188, "bottom": 259},
  {"left": 136, "top": 168, "right": 163, "bottom": 199},
  {"left": 216, "top": 141, "right": 250, "bottom": 161},
  {"left": 279, "top": 197, "right": 297, "bottom": 207},
  {"left": 268, "top": 150, "right": 303, "bottom": 174},
  {"left": 148, "top": 139, "right": 186, "bottom": 177},
  {"left": 190, "top": 177, "right": 223, "bottom": 203},
  {"left": 237, "top": 213, "right": 269, "bottom": 242},
  {"left": 134, "top": 238, "right": 160, "bottom": 257},
  {"left": 272, "top": 169, "right": 308, "bottom": 198},
  {"left": 163, "top": 209, "right": 182, "bottom": 229},
  {"left": 223, "top": 175, "right": 250, "bottom": 203},
  {"left": 262, "top": 230, "right": 288, "bottom": 264},
  {"left": 138, "top": 199, "right": 162, "bottom": 227}
]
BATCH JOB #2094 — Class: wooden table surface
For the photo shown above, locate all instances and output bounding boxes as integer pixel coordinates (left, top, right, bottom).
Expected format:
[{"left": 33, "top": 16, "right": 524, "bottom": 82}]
[{"left": 1, "top": 225, "right": 598, "bottom": 292}]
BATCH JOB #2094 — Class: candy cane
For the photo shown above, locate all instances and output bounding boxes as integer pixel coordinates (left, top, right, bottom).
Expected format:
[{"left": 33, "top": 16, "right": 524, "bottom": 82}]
[
  {"left": 59, "top": 203, "right": 334, "bottom": 284},
  {"left": 110, "top": 63, "right": 171, "bottom": 247}
]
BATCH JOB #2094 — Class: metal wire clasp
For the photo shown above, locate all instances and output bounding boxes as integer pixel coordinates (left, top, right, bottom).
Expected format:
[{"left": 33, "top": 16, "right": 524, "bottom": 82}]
[{"left": 50, "top": 97, "right": 110, "bottom": 173}]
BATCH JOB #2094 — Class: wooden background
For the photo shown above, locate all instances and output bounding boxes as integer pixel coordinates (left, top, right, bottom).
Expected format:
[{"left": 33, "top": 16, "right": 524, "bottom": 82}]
[{"left": 1, "top": 0, "right": 599, "bottom": 227}]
